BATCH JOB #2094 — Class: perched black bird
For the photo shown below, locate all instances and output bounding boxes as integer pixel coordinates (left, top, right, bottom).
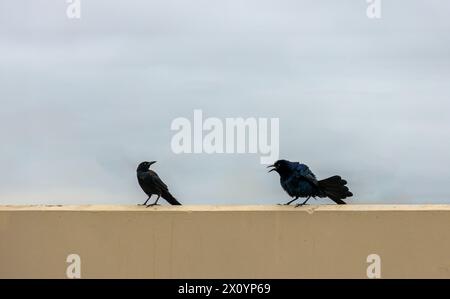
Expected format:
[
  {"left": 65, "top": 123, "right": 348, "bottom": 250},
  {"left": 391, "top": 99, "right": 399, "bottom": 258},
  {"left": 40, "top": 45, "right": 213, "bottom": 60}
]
[
  {"left": 268, "top": 159, "right": 353, "bottom": 206},
  {"left": 136, "top": 161, "right": 181, "bottom": 207}
]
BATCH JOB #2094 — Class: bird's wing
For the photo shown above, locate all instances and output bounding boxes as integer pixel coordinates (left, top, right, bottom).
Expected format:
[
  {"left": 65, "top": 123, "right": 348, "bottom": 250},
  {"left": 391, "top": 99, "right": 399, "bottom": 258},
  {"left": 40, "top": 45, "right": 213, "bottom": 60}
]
[
  {"left": 293, "top": 163, "right": 319, "bottom": 187},
  {"left": 148, "top": 170, "right": 169, "bottom": 192},
  {"left": 138, "top": 171, "right": 169, "bottom": 194}
]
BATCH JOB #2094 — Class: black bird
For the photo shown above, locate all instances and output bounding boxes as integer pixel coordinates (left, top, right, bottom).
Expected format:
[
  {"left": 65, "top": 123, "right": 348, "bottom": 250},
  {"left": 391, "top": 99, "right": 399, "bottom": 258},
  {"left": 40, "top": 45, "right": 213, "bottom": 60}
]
[
  {"left": 268, "top": 159, "right": 353, "bottom": 206},
  {"left": 136, "top": 161, "right": 181, "bottom": 207}
]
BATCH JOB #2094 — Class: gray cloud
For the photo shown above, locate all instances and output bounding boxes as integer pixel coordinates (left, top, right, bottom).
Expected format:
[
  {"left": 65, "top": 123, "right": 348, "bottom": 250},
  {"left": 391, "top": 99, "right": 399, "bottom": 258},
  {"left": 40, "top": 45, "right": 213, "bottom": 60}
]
[{"left": 1, "top": 0, "right": 450, "bottom": 204}]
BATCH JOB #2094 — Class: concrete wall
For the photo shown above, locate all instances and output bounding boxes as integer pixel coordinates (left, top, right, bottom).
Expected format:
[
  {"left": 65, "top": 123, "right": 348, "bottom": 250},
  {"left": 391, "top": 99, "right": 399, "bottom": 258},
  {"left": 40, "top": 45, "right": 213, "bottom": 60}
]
[{"left": 0, "top": 205, "right": 449, "bottom": 278}]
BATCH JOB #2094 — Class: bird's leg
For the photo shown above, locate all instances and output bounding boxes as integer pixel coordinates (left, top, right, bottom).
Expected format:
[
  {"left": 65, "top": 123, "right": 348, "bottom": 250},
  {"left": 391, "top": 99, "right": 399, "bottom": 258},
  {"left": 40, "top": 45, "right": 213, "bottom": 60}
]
[
  {"left": 139, "top": 196, "right": 151, "bottom": 206},
  {"left": 146, "top": 194, "right": 161, "bottom": 207},
  {"left": 278, "top": 196, "right": 299, "bottom": 206},
  {"left": 295, "top": 196, "right": 311, "bottom": 207}
]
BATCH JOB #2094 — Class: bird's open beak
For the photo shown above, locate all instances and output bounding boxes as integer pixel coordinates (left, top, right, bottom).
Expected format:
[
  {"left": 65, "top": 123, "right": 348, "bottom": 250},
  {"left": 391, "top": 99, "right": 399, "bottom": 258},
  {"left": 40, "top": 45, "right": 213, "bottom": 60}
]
[
  {"left": 267, "top": 165, "right": 276, "bottom": 173},
  {"left": 149, "top": 161, "right": 157, "bottom": 166}
]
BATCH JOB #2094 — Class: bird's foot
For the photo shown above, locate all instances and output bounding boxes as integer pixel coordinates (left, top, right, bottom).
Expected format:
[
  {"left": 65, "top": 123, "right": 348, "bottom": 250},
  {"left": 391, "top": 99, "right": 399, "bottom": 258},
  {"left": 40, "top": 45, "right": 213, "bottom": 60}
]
[
  {"left": 146, "top": 203, "right": 160, "bottom": 208},
  {"left": 278, "top": 197, "right": 299, "bottom": 206},
  {"left": 295, "top": 203, "right": 309, "bottom": 208}
]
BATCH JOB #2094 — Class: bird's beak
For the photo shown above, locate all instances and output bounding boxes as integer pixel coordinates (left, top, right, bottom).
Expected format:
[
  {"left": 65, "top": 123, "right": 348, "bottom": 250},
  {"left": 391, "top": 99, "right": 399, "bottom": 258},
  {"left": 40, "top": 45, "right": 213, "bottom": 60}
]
[
  {"left": 149, "top": 161, "right": 157, "bottom": 166},
  {"left": 267, "top": 165, "right": 276, "bottom": 173}
]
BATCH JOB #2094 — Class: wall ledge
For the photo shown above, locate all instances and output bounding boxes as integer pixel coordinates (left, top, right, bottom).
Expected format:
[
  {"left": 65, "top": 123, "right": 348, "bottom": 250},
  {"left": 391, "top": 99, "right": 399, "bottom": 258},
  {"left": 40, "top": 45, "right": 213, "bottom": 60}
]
[
  {"left": 1, "top": 204, "right": 450, "bottom": 278},
  {"left": 1, "top": 204, "right": 450, "bottom": 212}
]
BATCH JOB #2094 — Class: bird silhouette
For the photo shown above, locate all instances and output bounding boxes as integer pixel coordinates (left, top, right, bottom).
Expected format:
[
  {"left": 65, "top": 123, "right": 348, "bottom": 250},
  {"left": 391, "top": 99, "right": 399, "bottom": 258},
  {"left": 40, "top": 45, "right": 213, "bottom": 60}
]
[
  {"left": 136, "top": 161, "right": 181, "bottom": 207},
  {"left": 268, "top": 159, "right": 353, "bottom": 206}
]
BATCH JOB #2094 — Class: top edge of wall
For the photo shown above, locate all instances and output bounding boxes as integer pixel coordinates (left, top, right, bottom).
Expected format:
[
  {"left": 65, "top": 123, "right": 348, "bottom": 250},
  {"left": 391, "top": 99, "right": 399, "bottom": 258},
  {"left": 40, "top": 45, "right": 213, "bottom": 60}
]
[{"left": 0, "top": 204, "right": 449, "bottom": 212}]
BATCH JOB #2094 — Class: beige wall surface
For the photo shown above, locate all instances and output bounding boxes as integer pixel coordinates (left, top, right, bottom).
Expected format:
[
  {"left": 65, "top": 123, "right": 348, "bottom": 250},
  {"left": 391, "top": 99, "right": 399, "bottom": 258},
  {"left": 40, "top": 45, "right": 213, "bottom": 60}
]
[{"left": 0, "top": 205, "right": 449, "bottom": 278}]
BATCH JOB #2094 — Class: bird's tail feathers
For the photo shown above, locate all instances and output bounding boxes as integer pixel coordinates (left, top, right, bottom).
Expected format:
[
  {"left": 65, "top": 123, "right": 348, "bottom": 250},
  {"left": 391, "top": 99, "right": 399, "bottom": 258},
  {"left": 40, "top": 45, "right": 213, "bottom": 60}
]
[
  {"left": 162, "top": 191, "right": 182, "bottom": 205},
  {"left": 318, "top": 175, "right": 353, "bottom": 204}
]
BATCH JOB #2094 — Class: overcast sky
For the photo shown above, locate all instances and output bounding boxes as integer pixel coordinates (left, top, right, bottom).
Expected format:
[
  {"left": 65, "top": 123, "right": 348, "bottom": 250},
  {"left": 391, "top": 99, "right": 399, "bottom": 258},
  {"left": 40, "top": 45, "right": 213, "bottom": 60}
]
[{"left": 1, "top": 0, "right": 449, "bottom": 205}]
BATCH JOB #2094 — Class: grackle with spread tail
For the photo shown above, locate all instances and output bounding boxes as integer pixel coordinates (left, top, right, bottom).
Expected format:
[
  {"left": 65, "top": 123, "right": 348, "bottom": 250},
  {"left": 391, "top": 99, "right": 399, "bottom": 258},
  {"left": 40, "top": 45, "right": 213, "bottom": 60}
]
[{"left": 268, "top": 159, "right": 353, "bottom": 206}]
